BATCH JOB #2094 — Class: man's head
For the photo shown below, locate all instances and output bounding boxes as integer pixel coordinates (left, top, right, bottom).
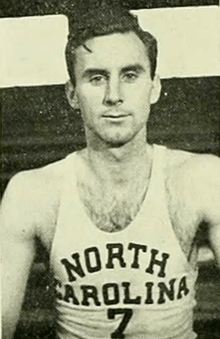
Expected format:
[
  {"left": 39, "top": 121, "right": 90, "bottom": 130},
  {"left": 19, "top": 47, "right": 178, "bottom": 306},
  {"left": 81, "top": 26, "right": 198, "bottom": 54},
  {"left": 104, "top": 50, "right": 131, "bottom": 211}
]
[
  {"left": 65, "top": 5, "right": 161, "bottom": 147},
  {"left": 65, "top": 5, "right": 158, "bottom": 86}
]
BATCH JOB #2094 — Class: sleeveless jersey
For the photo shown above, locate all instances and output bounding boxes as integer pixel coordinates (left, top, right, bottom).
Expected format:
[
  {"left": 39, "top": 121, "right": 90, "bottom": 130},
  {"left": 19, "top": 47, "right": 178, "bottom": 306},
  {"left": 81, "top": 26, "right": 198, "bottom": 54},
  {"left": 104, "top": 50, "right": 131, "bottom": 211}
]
[{"left": 50, "top": 144, "right": 198, "bottom": 339}]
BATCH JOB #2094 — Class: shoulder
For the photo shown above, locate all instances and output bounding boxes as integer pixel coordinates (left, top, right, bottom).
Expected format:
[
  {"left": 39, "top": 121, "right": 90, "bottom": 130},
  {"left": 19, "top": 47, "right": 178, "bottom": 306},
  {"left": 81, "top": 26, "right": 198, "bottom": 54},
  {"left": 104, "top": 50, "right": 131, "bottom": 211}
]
[
  {"left": 165, "top": 147, "right": 220, "bottom": 184},
  {"left": 4, "top": 156, "right": 69, "bottom": 202},
  {"left": 165, "top": 147, "right": 220, "bottom": 219},
  {"left": 1, "top": 155, "right": 74, "bottom": 238}
]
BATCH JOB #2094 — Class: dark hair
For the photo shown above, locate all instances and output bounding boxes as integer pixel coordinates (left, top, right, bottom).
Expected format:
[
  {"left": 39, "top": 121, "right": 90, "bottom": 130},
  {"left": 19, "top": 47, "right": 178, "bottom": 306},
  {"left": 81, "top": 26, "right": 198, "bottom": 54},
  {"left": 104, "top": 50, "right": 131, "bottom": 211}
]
[{"left": 65, "top": 4, "right": 158, "bottom": 85}]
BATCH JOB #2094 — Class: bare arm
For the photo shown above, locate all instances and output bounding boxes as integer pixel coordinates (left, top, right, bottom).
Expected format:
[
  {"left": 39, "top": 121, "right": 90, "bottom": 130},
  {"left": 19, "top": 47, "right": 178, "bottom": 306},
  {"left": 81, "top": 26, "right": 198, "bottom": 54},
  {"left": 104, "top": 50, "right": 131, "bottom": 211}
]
[
  {"left": 209, "top": 217, "right": 220, "bottom": 268},
  {"left": 1, "top": 173, "right": 37, "bottom": 339},
  {"left": 199, "top": 156, "right": 220, "bottom": 268},
  {"left": 206, "top": 180, "right": 220, "bottom": 268}
]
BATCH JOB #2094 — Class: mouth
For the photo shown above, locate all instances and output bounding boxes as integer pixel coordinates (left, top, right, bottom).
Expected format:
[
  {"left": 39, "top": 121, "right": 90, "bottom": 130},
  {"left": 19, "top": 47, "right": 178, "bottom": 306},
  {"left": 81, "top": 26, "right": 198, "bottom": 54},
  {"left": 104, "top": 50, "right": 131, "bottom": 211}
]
[
  {"left": 103, "top": 115, "right": 127, "bottom": 118},
  {"left": 102, "top": 111, "right": 130, "bottom": 119},
  {"left": 102, "top": 115, "right": 130, "bottom": 124}
]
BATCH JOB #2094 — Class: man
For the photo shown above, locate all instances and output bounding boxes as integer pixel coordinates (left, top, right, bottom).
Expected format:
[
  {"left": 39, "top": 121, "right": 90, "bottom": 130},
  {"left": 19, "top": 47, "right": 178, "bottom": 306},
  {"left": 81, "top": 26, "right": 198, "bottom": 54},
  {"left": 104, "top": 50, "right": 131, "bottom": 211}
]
[{"left": 1, "top": 4, "right": 220, "bottom": 339}]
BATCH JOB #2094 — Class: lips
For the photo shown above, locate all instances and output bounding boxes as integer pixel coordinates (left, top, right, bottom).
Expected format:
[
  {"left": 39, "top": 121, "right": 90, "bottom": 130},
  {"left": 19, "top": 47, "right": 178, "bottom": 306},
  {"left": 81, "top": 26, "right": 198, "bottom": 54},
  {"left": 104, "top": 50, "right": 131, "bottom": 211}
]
[
  {"left": 102, "top": 110, "right": 130, "bottom": 118},
  {"left": 104, "top": 115, "right": 127, "bottom": 118}
]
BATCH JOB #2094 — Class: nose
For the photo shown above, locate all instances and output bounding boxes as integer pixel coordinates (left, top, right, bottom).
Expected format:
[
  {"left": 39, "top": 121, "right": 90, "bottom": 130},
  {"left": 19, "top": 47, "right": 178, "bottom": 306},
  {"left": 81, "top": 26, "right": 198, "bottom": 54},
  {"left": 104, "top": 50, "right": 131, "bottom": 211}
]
[{"left": 103, "top": 77, "right": 123, "bottom": 106}]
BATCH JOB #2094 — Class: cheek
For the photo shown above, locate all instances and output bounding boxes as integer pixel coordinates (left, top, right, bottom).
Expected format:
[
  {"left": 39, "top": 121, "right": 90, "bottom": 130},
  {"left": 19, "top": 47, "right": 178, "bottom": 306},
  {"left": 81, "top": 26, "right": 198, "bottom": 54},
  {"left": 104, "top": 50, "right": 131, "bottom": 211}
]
[
  {"left": 77, "top": 94, "right": 101, "bottom": 125},
  {"left": 77, "top": 88, "right": 104, "bottom": 112},
  {"left": 128, "top": 87, "right": 152, "bottom": 121},
  {"left": 126, "top": 81, "right": 152, "bottom": 102},
  {"left": 128, "top": 91, "right": 152, "bottom": 113}
]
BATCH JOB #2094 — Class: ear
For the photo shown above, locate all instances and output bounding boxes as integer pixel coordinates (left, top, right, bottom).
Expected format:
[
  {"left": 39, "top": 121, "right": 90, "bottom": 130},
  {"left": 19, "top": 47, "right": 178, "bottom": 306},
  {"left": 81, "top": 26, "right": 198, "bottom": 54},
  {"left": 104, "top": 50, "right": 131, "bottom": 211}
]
[
  {"left": 150, "top": 74, "right": 161, "bottom": 104},
  {"left": 65, "top": 80, "right": 79, "bottom": 109}
]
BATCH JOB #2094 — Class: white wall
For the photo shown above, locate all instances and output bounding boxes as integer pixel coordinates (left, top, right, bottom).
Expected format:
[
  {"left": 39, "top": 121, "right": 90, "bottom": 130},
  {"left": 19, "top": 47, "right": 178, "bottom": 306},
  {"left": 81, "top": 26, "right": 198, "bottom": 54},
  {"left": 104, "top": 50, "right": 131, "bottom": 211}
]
[{"left": 0, "top": 6, "right": 219, "bottom": 87}]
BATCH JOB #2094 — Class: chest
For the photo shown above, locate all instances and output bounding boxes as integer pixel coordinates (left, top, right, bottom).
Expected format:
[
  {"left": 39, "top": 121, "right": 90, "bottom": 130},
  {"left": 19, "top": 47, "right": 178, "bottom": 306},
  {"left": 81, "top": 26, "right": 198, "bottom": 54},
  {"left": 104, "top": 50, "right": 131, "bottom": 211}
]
[
  {"left": 77, "top": 175, "right": 200, "bottom": 259},
  {"left": 39, "top": 169, "right": 200, "bottom": 261},
  {"left": 77, "top": 179, "right": 147, "bottom": 233}
]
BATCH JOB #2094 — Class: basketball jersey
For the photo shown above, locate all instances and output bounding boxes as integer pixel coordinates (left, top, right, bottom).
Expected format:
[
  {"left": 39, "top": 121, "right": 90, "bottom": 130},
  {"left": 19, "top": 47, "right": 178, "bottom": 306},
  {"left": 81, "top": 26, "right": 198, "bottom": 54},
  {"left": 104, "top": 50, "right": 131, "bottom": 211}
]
[{"left": 50, "top": 145, "right": 198, "bottom": 339}]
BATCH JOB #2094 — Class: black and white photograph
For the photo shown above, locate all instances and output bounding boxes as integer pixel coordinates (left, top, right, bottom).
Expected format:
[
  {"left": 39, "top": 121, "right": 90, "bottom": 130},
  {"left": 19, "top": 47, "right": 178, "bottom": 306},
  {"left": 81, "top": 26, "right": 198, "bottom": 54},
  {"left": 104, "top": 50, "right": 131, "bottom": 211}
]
[{"left": 1, "top": 1, "right": 220, "bottom": 338}]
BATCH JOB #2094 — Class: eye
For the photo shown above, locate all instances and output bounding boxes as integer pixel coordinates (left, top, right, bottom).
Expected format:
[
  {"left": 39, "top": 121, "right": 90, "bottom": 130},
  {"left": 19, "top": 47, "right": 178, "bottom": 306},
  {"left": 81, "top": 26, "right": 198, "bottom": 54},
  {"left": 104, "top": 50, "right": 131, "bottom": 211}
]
[
  {"left": 122, "top": 72, "right": 138, "bottom": 83},
  {"left": 90, "top": 75, "right": 106, "bottom": 86}
]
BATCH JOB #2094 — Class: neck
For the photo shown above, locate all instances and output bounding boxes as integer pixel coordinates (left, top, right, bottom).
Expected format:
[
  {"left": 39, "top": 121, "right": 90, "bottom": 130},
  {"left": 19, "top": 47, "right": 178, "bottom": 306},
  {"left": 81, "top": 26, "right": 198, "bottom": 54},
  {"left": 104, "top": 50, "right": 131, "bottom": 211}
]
[{"left": 84, "top": 129, "right": 153, "bottom": 186}]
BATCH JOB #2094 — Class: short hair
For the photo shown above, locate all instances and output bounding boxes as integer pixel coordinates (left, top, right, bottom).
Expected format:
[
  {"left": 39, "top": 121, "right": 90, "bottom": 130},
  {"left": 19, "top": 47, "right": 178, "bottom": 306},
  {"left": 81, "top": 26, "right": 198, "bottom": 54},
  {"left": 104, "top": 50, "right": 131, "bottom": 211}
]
[{"left": 65, "top": 4, "right": 158, "bottom": 85}]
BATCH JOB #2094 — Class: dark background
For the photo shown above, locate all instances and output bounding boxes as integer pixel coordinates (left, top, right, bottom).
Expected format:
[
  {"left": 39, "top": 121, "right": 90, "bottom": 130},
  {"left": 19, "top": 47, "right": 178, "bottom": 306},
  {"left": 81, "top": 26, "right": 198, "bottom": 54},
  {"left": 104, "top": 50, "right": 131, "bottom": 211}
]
[
  {"left": 1, "top": 1, "right": 220, "bottom": 338},
  {"left": 0, "top": 0, "right": 219, "bottom": 17},
  {"left": 1, "top": 77, "right": 220, "bottom": 196}
]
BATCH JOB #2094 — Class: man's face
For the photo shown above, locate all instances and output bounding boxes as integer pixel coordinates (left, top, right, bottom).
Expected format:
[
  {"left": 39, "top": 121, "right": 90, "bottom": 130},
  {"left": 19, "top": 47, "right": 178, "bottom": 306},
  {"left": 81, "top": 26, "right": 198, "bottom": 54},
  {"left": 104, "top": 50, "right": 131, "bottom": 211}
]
[{"left": 70, "top": 32, "right": 161, "bottom": 146}]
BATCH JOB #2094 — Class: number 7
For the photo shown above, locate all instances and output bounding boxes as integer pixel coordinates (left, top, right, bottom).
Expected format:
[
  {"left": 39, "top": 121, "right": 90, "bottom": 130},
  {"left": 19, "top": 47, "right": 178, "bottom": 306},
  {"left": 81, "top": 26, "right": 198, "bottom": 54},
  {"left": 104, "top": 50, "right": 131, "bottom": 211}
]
[{"left": 107, "top": 308, "right": 133, "bottom": 339}]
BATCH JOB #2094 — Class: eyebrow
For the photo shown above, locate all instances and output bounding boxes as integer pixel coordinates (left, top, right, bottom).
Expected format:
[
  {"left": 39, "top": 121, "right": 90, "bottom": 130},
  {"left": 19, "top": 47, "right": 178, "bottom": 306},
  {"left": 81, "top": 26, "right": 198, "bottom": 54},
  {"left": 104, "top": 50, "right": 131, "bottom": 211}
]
[
  {"left": 120, "top": 64, "right": 146, "bottom": 74},
  {"left": 82, "top": 64, "right": 146, "bottom": 79}
]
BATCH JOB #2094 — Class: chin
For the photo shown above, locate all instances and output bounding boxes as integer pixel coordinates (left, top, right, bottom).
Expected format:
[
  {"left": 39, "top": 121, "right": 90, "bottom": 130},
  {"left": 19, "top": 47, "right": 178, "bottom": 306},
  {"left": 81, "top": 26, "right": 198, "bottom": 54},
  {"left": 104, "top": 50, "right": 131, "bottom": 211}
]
[{"left": 101, "top": 131, "right": 135, "bottom": 148}]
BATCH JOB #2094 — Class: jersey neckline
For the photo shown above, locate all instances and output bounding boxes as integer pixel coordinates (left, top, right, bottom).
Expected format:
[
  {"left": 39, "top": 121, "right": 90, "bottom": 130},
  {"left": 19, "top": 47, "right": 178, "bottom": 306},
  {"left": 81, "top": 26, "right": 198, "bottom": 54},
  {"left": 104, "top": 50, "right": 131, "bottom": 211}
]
[{"left": 71, "top": 144, "right": 163, "bottom": 237}]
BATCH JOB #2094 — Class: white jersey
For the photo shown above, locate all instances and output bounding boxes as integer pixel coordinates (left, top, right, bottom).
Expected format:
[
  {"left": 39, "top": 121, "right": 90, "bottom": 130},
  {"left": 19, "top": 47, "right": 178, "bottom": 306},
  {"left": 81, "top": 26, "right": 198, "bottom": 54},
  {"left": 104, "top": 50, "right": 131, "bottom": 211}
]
[{"left": 50, "top": 145, "right": 198, "bottom": 339}]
